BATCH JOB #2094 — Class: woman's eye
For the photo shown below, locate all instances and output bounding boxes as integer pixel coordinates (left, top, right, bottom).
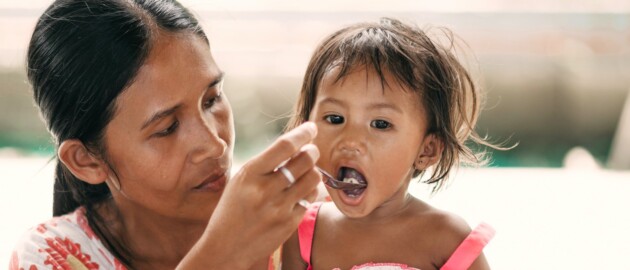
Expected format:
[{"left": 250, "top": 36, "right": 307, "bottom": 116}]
[
  {"left": 203, "top": 93, "right": 222, "bottom": 109},
  {"left": 155, "top": 121, "right": 179, "bottom": 137},
  {"left": 370, "top": 119, "right": 392, "bottom": 130},
  {"left": 324, "top": 115, "right": 344, "bottom": 125}
]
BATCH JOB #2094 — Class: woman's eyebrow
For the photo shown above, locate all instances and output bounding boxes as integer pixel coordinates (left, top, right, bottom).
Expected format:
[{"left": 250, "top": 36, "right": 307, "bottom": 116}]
[
  {"left": 208, "top": 72, "right": 225, "bottom": 89},
  {"left": 140, "top": 104, "right": 182, "bottom": 130},
  {"left": 140, "top": 72, "right": 225, "bottom": 131}
]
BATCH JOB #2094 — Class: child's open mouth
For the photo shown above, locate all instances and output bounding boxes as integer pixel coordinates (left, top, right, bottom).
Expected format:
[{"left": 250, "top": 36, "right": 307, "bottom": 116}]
[{"left": 338, "top": 167, "right": 368, "bottom": 197}]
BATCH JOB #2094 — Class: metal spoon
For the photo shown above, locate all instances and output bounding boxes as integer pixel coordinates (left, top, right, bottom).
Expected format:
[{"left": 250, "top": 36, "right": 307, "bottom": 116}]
[{"left": 316, "top": 167, "right": 367, "bottom": 190}]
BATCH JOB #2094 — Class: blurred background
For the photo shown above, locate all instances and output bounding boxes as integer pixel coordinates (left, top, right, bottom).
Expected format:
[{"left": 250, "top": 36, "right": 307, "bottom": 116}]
[
  {"left": 1, "top": 0, "right": 629, "bottom": 269},
  {"left": 2, "top": 0, "right": 629, "bottom": 166}
]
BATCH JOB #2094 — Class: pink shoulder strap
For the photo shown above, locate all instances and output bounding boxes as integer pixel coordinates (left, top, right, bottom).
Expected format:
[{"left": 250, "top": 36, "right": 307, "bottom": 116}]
[
  {"left": 297, "top": 202, "right": 323, "bottom": 268},
  {"left": 441, "top": 222, "right": 495, "bottom": 270}
]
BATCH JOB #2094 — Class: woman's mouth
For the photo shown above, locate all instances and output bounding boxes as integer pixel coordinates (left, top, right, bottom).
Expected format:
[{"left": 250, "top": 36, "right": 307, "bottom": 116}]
[{"left": 193, "top": 172, "right": 227, "bottom": 192}]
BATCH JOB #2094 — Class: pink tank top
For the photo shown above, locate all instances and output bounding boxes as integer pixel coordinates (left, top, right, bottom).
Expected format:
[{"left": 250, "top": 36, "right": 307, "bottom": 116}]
[{"left": 298, "top": 202, "right": 495, "bottom": 270}]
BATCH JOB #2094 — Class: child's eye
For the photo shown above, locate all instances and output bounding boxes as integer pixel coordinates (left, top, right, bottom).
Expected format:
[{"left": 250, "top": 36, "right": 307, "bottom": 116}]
[
  {"left": 370, "top": 119, "right": 391, "bottom": 130},
  {"left": 203, "top": 92, "right": 222, "bottom": 109},
  {"left": 155, "top": 120, "right": 179, "bottom": 137},
  {"left": 324, "top": 115, "right": 344, "bottom": 125}
]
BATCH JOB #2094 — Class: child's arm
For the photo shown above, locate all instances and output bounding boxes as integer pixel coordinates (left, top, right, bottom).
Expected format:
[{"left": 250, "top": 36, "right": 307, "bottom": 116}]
[{"left": 281, "top": 230, "right": 308, "bottom": 269}]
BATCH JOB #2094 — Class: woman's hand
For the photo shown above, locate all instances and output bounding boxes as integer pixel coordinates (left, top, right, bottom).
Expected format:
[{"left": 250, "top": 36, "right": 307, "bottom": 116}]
[{"left": 178, "top": 122, "right": 321, "bottom": 269}]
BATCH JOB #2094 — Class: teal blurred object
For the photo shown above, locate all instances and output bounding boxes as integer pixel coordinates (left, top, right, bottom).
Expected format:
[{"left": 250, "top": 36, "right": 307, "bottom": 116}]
[
  {"left": 608, "top": 90, "right": 630, "bottom": 169},
  {"left": 0, "top": 70, "right": 54, "bottom": 155}
]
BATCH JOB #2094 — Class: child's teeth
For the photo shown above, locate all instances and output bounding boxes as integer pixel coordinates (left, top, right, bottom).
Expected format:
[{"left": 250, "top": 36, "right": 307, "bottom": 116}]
[{"left": 343, "top": 177, "right": 359, "bottom": 184}]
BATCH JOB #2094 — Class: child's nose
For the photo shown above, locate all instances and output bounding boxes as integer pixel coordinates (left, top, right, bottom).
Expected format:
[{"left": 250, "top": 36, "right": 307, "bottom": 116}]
[{"left": 337, "top": 124, "right": 367, "bottom": 155}]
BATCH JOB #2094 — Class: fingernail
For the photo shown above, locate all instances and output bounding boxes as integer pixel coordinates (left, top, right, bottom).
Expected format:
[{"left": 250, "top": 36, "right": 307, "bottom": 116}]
[
  {"left": 300, "top": 143, "right": 320, "bottom": 161},
  {"left": 302, "top": 122, "right": 317, "bottom": 137}
]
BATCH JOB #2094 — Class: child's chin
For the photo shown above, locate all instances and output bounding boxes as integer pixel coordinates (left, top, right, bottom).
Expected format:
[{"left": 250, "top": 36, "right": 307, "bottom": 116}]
[
  {"left": 334, "top": 187, "right": 366, "bottom": 205},
  {"left": 331, "top": 192, "right": 371, "bottom": 218}
]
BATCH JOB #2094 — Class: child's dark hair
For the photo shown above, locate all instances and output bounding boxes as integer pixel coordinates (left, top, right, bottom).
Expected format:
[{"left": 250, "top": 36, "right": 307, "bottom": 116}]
[
  {"left": 27, "top": 0, "right": 207, "bottom": 266},
  {"left": 287, "top": 17, "right": 501, "bottom": 191}
]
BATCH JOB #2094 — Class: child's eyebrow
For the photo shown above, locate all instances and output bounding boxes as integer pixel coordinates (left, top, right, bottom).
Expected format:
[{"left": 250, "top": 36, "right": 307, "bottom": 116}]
[
  {"left": 319, "top": 97, "right": 402, "bottom": 114},
  {"left": 367, "top": 102, "right": 402, "bottom": 114},
  {"left": 318, "top": 97, "right": 345, "bottom": 107}
]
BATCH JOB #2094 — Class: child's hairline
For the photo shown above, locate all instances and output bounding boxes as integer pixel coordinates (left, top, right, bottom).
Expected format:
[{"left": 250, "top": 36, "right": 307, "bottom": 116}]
[{"left": 302, "top": 57, "right": 430, "bottom": 121}]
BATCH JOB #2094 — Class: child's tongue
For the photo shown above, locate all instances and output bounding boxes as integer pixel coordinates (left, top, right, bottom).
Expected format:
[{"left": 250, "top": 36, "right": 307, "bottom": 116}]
[{"left": 339, "top": 167, "right": 367, "bottom": 197}]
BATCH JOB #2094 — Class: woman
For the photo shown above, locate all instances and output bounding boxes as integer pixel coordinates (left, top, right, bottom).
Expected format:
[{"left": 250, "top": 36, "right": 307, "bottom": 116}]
[{"left": 10, "top": 0, "right": 320, "bottom": 269}]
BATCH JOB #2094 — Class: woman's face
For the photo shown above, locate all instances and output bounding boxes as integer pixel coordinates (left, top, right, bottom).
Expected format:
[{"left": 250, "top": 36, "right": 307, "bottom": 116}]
[{"left": 103, "top": 33, "right": 234, "bottom": 222}]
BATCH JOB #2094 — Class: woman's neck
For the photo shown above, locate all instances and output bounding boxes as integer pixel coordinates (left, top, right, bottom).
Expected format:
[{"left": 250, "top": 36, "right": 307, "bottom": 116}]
[{"left": 98, "top": 199, "right": 208, "bottom": 269}]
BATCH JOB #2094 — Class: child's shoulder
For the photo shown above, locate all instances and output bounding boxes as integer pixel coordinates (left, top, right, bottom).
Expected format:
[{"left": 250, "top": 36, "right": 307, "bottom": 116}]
[
  {"left": 408, "top": 200, "right": 474, "bottom": 260},
  {"left": 413, "top": 200, "right": 471, "bottom": 235}
]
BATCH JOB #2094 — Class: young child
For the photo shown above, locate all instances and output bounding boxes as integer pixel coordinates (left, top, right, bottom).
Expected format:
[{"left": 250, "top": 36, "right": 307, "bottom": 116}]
[{"left": 281, "top": 18, "right": 499, "bottom": 270}]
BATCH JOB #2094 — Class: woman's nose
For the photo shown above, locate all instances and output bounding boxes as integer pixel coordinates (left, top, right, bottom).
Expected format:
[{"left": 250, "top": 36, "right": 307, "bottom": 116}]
[{"left": 190, "top": 117, "right": 227, "bottom": 163}]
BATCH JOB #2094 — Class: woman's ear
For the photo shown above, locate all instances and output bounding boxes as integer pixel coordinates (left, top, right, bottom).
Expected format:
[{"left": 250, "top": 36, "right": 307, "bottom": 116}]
[
  {"left": 414, "top": 134, "right": 444, "bottom": 170},
  {"left": 58, "top": 140, "right": 108, "bottom": 185}
]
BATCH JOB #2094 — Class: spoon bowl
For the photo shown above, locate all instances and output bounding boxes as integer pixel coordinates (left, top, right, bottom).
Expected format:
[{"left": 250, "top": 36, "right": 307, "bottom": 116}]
[{"left": 317, "top": 167, "right": 367, "bottom": 190}]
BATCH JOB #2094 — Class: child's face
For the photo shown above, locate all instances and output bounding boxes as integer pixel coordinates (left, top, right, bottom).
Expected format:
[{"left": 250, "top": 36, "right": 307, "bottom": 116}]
[{"left": 309, "top": 66, "right": 431, "bottom": 218}]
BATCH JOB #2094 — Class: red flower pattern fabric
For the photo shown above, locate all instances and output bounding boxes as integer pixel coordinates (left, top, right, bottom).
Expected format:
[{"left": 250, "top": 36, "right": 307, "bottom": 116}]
[{"left": 10, "top": 208, "right": 127, "bottom": 270}]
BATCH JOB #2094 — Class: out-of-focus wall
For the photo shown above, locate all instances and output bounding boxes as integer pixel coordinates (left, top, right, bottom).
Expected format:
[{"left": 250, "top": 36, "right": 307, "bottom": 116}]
[{"left": 1, "top": 1, "right": 629, "bottom": 167}]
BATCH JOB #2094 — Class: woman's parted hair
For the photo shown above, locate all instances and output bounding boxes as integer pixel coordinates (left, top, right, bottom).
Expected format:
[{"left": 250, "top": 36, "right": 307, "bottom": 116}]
[
  {"left": 287, "top": 17, "right": 497, "bottom": 191},
  {"left": 27, "top": 0, "right": 208, "bottom": 265}
]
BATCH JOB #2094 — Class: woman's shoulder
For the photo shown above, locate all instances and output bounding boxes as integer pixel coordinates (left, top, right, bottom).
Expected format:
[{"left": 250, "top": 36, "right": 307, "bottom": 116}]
[
  {"left": 18, "top": 208, "right": 96, "bottom": 241},
  {"left": 10, "top": 207, "right": 124, "bottom": 270}
]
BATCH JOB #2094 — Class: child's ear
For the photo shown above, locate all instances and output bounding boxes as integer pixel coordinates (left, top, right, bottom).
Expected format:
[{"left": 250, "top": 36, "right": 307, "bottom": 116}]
[
  {"left": 58, "top": 140, "right": 109, "bottom": 185},
  {"left": 414, "top": 133, "right": 444, "bottom": 170}
]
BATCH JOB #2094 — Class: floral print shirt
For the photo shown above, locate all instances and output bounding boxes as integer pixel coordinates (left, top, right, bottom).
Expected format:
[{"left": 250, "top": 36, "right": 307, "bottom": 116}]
[{"left": 10, "top": 207, "right": 126, "bottom": 270}]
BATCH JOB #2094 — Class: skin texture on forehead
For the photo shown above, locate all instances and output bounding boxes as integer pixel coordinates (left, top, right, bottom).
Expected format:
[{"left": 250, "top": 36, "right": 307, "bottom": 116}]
[
  {"left": 323, "top": 64, "right": 428, "bottom": 118},
  {"left": 115, "top": 33, "right": 214, "bottom": 123}
]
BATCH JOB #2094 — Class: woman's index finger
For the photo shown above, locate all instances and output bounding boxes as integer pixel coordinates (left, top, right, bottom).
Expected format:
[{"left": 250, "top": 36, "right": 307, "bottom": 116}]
[{"left": 249, "top": 122, "right": 317, "bottom": 172}]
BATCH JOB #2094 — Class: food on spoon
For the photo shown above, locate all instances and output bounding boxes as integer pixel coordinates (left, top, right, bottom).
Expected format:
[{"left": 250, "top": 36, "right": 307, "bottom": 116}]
[{"left": 343, "top": 177, "right": 361, "bottom": 184}]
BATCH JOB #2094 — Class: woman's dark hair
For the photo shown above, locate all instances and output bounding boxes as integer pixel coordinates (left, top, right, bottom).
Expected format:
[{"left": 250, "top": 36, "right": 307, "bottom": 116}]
[
  {"left": 27, "top": 0, "right": 208, "bottom": 266},
  {"left": 287, "top": 18, "right": 506, "bottom": 191}
]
